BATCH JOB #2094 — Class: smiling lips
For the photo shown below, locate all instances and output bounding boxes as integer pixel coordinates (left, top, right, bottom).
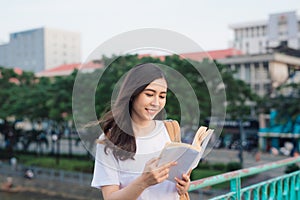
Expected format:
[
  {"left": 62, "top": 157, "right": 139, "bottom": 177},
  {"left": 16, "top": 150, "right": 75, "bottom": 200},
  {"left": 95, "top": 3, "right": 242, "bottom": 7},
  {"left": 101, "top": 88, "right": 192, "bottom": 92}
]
[{"left": 146, "top": 108, "right": 159, "bottom": 115}]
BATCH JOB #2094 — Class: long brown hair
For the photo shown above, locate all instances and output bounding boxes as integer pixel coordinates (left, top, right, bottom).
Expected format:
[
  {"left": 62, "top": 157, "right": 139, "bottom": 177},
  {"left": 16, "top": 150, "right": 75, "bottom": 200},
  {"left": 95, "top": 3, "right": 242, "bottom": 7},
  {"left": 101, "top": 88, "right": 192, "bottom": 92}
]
[{"left": 99, "top": 63, "right": 167, "bottom": 161}]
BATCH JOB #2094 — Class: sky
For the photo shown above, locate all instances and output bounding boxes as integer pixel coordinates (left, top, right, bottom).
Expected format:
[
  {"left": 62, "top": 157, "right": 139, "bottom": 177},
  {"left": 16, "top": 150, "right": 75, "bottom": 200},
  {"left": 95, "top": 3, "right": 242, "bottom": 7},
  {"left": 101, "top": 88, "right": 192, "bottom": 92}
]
[{"left": 1, "top": 0, "right": 300, "bottom": 61}]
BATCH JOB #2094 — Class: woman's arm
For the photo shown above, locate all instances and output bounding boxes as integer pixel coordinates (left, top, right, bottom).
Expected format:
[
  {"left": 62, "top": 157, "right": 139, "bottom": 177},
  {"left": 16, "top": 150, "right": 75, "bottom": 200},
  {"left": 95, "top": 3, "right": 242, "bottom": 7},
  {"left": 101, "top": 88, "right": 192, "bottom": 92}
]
[{"left": 101, "top": 158, "right": 177, "bottom": 200}]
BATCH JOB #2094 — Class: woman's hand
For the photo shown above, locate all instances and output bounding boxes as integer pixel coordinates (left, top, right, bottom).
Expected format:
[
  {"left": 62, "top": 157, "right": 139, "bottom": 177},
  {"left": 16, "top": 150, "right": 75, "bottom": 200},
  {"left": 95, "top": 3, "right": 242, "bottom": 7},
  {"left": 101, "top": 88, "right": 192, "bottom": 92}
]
[
  {"left": 140, "top": 158, "right": 177, "bottom": 188},
  {"left": 174, "top": 172, "right": 191, "bottom": 196},
  {"left": 101, "top": 158, "right": 176, "bottom": 200}
]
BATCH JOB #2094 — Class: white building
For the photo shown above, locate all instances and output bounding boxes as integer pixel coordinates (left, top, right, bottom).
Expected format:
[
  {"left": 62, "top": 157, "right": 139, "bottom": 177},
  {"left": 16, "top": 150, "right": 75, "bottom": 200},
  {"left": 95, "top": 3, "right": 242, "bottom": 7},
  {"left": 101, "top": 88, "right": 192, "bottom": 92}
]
[
  {"left": 0, "top": 27, "right": 81, "bottom": 72},
  {"left": 217, "top": 50, "right": 300, "bottom": 97},
  {"left": 230, "top": 11, "right": 300, "bottom": 55}
]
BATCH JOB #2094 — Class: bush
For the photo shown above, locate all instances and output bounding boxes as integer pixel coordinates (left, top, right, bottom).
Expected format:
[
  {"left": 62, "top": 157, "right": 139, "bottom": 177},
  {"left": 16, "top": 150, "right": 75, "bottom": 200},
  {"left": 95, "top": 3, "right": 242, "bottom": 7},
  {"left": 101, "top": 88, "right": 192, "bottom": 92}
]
[
  {"left": 196, "top": 162, "right": 211, "bottom": 170},
  {"left": 284, "top": 164, "right": 300, "bottom": 174},
  {"left": 191, "top": 168, "right": 224, "bottom": 181},
  {"left": 226, "top": 162, "right": 242, "bottom": 172},
  {"left": 211, "top": 163, "right": 226, "bottom": 171}
]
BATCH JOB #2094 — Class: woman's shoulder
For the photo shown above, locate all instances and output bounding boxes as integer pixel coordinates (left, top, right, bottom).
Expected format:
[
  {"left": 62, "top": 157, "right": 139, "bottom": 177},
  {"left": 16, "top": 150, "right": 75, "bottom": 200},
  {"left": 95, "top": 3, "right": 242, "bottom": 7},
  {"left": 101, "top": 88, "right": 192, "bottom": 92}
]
[
  {"left": 96, "top": 133, "right": 110, "bottom": 148},
  {"left": 161, "top": 119, "right": 179, "bottom": 126},
  {"left": 95, "top": 134, "right": 116, "bottom": 157}
]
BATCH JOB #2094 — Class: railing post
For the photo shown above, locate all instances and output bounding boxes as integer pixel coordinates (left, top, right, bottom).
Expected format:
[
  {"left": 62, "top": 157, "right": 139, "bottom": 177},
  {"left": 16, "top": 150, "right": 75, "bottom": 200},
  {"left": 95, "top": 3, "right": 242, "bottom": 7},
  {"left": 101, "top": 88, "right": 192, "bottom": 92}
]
[
  {"left": 253, "top": 187, "right": 260, "bottom": 200},
  {"left": 269, "top": 182, "right": 276, "bottom": 199},
  {"left": 230, "top": 177, "right": 241, "bottom": 199},
  {"left": 277, "top": 179, "right": 283, "bottom": 199},
  {"left": 243, "top": 190, "right": 251, "bottom": 200},
  {"left": 261, "top": 185, "right": 268, "bottom": 200},
  {"left": 290, "top": 176, "right": 296, "bottom": 200},
  {"left": 296, "top": 173, "right": 300, "bottom": 200},
  {"left": 283, "top": 178, "right": 289, "bottom": 199}
]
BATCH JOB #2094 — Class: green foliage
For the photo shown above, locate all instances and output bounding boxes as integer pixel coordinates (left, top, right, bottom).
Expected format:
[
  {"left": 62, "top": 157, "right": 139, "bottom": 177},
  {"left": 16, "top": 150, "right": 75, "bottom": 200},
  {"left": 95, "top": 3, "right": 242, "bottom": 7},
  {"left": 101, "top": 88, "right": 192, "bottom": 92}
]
[
  {"left": 226, "top": 162, "right": 242, "bottom": 172},
  {"left": 18, "top": 154, "right": 94, "bottom": 173},
  {"left": 211, "top": 163, "right": 227, "bottom": 171},
  {"left": 284, "top": 163, "right": 300, "bottom": 174},
  {"left": 197, "top": 161, "right": 238, "bottom": 172},
  {"left": 196, "top": 162, "right": 211, "bottom": 169},
  {"left": 191, "top": 168, "right": 225, "bottom": 181},
  {"left": 0, "top": 55, "right": 258, "bottom": 125},
  {"left": 260, "top": 82, "right": 300, "bottom": 133}
]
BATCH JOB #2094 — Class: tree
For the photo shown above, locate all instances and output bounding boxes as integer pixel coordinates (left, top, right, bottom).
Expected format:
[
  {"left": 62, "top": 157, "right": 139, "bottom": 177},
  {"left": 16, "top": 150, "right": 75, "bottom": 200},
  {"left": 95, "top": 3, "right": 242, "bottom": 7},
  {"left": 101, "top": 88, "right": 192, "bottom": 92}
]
[
  {"left": 1, "top": 55, "right": 259, "bottom": 129},
  {"left": 91, "top": 55, "right": 259, "bottom": 127},
  {"left": 264, "top": 82, "right": 300, "bottom": 133}
]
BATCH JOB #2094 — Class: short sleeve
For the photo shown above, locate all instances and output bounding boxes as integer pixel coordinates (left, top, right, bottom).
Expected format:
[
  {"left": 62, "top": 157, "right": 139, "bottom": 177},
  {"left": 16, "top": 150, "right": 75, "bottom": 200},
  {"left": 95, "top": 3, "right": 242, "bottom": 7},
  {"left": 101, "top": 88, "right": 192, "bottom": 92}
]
[{"left": 91, "top": 140, "right": 120, "bottom": 188}]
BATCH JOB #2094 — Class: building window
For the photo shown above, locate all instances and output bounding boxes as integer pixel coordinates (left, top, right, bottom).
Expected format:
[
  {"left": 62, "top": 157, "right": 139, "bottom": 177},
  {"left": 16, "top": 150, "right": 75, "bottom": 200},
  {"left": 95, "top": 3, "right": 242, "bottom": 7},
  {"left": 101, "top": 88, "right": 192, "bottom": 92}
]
[
  {"left": 254, "top": 84, "right": 260, "bottom": 93},
  {"left": 263, "top": 83, "right": 271, "bottom": 95},
  {"left": 278, "top": 15, "right": 288, "bottom": 36},
  {"left": 259, "top": 41, "right": 262, "bottom": 53},
  {"left": 254, "top": 27, "right": 258, "bottom": 37},
  {"left": 245, "top": 42, "right": 249, "bottom": 54},
  {"left": 235, "top": 31, "right": 238, "bottom": 40},
  {"left": 262, "top": 26, "right": 267, "bottom": 36},
  {"left": 256, "top": 27, "right": 260, "bottom": 37},
  {"left": 238, "top": 29, "right": 242, "bottom": 39},
  {"left": 254, "top": 63, "right": 260, "bottom": 79},
  {"left": 245, "top": 63, "right": 251, "bottom": 83},
  {"left": 245, "top": 28, "right": 248, "bottom": 38},
  {"left": 233, "top": 64, "right": 241, "bottom": 79}
]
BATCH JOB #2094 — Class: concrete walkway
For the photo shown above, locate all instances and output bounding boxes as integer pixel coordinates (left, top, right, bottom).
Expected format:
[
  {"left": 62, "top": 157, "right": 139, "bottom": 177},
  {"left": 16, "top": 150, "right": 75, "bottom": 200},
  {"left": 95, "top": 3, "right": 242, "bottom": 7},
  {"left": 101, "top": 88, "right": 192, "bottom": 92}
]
[{"left": 0, "top": 173, "right": 102, "bottom": 200}]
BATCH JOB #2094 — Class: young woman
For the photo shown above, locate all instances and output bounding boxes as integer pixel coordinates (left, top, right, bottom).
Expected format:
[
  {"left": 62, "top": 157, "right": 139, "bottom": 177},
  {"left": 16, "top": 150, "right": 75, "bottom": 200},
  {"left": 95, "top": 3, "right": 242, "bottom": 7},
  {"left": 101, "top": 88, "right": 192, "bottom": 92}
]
[{"left": 91, "top": 63, "right": 190, "bottom": 200}]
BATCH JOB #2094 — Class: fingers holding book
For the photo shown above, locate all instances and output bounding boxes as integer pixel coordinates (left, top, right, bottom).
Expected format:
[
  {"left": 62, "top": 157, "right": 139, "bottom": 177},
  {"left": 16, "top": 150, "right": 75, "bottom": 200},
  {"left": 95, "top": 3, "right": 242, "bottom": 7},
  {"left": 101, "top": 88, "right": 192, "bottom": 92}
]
[
  {"left": 174, "top": 173, "right": 190, "bottom": 196},
  {"left": 141, "top": 157, "right": 177, "bottom": 187}
]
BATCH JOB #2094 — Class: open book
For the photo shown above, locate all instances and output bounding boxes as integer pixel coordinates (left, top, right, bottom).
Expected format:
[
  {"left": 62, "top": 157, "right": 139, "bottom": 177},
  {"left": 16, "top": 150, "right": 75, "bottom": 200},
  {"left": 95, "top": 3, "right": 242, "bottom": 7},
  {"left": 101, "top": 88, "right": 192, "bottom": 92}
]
[{"left": 158, "top": 126, "right": 214, "bottom": 182}]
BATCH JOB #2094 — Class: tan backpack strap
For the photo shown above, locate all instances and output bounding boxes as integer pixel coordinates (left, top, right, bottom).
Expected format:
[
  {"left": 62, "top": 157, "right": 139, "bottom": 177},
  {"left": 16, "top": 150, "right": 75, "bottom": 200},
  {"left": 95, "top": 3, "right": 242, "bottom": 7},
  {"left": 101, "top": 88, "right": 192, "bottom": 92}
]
[
  {"left": 163, "top": 120, "right": 181, "bottom": 142},
  {"left": 164, "top": 120, "right": 190, "bottom": 200}
]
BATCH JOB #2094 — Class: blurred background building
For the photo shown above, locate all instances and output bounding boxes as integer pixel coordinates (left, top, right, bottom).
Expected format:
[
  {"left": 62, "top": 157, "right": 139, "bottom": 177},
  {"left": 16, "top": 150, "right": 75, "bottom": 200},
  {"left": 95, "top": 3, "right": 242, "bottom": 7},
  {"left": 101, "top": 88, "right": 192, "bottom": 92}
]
[
  {"left": 0, "top": 27, "right": 81, "bottom": 72},
  {"left": 230, "top": 11, "right": 300, "bottom": 55}
]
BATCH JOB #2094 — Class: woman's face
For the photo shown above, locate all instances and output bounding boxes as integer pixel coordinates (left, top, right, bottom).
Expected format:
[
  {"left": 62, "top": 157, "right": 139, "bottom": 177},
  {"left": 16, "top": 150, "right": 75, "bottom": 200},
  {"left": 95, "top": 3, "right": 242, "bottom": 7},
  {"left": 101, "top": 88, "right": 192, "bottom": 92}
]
[{"left": 131, "top": 78, "right": 167, "bottom": 124}]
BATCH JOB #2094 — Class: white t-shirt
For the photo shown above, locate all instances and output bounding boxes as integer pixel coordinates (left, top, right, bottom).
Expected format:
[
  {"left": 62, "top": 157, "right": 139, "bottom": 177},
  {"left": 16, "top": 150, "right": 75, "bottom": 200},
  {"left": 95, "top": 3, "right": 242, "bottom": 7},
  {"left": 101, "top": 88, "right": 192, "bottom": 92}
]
[{"left": 91, "top": 120, "right": 179, "bottom": 200}]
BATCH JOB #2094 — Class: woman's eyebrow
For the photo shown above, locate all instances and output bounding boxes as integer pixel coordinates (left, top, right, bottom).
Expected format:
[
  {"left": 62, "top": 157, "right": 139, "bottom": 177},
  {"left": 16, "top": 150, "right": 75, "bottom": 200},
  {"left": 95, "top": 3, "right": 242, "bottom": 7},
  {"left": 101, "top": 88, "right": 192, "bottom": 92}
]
[{"left": 144, "top": 88, "right": 167, "bottom": 93}]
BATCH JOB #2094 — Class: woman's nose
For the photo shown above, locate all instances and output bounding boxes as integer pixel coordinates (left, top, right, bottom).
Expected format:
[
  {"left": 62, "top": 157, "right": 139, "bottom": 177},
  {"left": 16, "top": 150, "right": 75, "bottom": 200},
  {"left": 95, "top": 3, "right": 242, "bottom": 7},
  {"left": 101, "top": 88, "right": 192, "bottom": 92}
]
[{"left": 151, "top": 96, "right": 159, "bottom": 106}]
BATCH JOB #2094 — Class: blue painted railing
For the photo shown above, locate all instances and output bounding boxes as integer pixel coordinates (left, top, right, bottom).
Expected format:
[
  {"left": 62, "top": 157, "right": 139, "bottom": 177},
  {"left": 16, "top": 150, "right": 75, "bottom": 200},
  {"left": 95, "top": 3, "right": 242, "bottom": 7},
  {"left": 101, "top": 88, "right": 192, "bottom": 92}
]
[{"left": 189, "top": 156, "right": 300, "bottom": 199}]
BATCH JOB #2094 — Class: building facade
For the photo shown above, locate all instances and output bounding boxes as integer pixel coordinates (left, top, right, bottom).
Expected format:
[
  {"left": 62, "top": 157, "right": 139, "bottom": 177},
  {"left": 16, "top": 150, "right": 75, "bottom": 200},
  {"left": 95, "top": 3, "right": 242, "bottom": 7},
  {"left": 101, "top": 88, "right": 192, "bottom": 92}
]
[
  {"left": 0, "top": 27, "right": 81, "bottom": 72},
  {"left": 217, "top": 48, "right": 300, "bottom": 153},
  {"left": 217, "top": 50, "right": 300, "bottom": 97},
  {"left": 230, "top": 11, "right": 300, "bottom": 55}
]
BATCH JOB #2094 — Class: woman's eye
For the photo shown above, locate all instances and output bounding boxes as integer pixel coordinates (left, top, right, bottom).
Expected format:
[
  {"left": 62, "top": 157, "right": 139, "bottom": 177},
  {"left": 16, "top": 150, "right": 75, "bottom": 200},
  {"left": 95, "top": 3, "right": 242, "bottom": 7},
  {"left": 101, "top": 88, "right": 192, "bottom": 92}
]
[
  {"left": 145, "top": 93, "right": 153, "bottom": 97},
  {"left": 159, "top": 95, "right": 166, "bottom": 99}
]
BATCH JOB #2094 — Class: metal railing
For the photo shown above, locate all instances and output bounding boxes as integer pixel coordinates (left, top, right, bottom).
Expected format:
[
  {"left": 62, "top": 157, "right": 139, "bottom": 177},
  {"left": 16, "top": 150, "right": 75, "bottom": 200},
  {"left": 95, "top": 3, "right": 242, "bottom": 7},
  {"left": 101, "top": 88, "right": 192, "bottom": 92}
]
[
  {"left": 0, "top": 163, "right": 92, "bottom": 186},
  {"left": 189, "top": 156, "right": 300, "bottom": 199},
  {"left": 1, "top": 154, "right": 299, "bottom": 199}
]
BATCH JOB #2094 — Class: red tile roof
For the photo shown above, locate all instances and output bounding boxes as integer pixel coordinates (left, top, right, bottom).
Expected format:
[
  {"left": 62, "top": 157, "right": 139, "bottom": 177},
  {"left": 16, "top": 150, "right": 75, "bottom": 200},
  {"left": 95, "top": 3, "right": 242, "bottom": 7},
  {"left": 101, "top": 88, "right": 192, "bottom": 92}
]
[
  {"left": 36, "top": 48, "right": 242, "bottom": 77},
  {"left": 137, "top": 54, "right": 166, "bottom": 61},
  {"left": 138, "top": 48, "right": 243, "bottom": 61},
  {"left": 180, "top": 48, "right": 243, "bottom": 60},
  {"left": 36, "top": 62, "right": 103, "bottom": 77}
]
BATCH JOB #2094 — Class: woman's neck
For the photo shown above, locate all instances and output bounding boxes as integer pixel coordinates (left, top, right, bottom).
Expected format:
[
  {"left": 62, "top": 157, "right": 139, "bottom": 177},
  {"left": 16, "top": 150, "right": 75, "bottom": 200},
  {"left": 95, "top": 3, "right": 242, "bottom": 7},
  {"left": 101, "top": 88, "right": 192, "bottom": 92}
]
[{"left": 132, "top": 120, "right": 156, "bottom": 137}]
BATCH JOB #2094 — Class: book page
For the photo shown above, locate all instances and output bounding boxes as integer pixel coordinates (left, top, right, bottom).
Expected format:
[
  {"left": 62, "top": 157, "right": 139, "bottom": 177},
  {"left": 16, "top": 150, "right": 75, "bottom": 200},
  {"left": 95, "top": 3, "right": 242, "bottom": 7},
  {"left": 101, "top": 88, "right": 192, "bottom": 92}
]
[
  {"left": 192, "top": 126, "right": 209, "bottom": 147},
  {"left": 190, "top": 129, "right": 214, "bottom": 169},
  {"left": 158, "top": 145, "right": 199, "bottom": 182},
  {"left": 158, "top": 126, "right": 214, "bottom": 182}
]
